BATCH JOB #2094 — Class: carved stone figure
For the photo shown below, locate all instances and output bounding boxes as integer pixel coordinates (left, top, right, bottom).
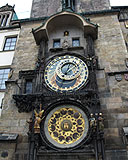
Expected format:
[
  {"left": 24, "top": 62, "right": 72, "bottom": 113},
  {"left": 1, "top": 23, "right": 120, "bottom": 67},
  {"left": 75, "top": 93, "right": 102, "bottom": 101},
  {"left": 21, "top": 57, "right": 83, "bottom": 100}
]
[
  {"left": 62, "top": 40, "right": 69, "bottom": 49},
  {"left": 98, "top": 113, "right": 104, "bottom": 132},
  {"left": 27, "top": 117, "right": 33, "bottom": 133},
  {"left": 89, "top": 113, "right": 97, "bottom": 132}
]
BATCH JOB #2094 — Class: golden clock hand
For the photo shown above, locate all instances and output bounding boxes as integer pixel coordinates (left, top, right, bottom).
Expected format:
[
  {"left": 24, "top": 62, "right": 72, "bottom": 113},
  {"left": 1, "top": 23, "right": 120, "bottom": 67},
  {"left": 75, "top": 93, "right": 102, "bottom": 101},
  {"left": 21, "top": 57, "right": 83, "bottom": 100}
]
[
  {"left": 64, "top": 63, "right": 71, "bottom": 75},
  {"left": 66, "top": 63, "right": 79, "bottom": 74}
]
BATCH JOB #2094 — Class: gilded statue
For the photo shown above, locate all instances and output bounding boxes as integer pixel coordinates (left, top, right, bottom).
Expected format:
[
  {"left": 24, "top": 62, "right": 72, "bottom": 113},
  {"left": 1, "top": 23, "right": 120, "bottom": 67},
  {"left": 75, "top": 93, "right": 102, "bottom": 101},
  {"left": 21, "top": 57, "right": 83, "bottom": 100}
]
[{"left": 34, "top": 104, "right": 45, "bottom": 133}]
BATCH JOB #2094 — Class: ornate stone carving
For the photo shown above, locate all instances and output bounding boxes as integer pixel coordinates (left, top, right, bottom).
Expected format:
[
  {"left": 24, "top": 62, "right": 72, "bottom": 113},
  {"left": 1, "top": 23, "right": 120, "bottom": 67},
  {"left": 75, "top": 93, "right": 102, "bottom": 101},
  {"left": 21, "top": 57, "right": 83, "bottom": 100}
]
[
  {"left": 0, "top": 4, "right": 14, "bottom": 12},
  {"left": 62, "top": 40, "right": 70, "bottom": 49}
]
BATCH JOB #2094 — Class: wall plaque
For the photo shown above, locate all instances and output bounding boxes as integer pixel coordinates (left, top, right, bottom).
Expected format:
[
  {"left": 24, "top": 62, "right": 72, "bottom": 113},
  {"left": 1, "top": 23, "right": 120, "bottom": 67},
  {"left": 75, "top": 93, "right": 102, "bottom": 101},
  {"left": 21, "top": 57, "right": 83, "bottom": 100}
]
[
  {"left": 0, "top": 133, "right": 19, "bottom": 141},
  {"left": 115, "top": 74, "right": 122, "bottom": 82},
  {"left": 124, "top": 74, "right": 128, "bottom": 81}
]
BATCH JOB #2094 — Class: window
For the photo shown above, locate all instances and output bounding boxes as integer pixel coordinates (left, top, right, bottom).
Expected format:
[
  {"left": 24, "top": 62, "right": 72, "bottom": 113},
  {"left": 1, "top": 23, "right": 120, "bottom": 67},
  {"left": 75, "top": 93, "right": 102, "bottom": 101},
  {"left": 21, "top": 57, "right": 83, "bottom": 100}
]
[
  {"left": 53, "top": 39, "right": 60, "bottom": 48},
  {"left": 0, "top": 14, "right": 10, "bottom": 27},
  {"left": 72, "top": 38, "right": 80, "bottom": 47},
  {"left": 3, "top": 37, "right": 17, "bottom": 51},
  {"left": 0, "top": 69, "right": 10, "bottom": 90},
  {"left": 25, "top": 80, "right": 33, "bottom": 94},
  {"left": 1, "top": 15, "right": 5, "bottom": 27}
]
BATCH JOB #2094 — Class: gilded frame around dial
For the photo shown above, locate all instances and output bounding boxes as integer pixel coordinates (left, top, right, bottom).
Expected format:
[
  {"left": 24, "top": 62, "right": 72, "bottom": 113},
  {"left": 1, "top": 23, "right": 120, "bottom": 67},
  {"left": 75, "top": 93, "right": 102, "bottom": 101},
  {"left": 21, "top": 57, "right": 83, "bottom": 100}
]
[
  {"left": 44, "top": 55, "right": 89, "bottom": 92},
  {"left": 43, "top": 104, "right": 89, "bottom": 149}
]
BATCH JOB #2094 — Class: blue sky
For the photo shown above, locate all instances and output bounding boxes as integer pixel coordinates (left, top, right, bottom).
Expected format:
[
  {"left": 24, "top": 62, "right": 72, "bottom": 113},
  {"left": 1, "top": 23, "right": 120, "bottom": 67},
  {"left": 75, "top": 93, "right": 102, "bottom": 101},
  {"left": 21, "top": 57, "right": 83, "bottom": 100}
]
[{"left": 0, "top": 0, "right": 128, "bottom": 19}]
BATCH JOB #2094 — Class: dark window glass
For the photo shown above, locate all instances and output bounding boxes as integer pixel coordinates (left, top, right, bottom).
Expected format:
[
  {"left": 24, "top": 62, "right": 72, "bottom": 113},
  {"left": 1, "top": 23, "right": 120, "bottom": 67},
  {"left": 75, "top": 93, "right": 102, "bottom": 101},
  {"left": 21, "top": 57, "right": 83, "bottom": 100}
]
[
  {"left": 53, "top": 39, "right": 60, "bottom": 48},
  {"left": 3, "top": 37, "right": 17, "bottom": 51},
  {"left": 72, "top": 0, "right": 75, "bottom": 10},
  {"left": 1, "top": 15, "right": 5, "bottom": 27},
  {"left": 65, "top": 0, "right": 69, "bottom": 7},
  {"left": 0, "top": 14, "right": 10, "bottom": 27},
  {"left": 63, "top": 0, "right": 75, "bottom": 10},
  {"left": 5, "top": 14, "right": 9, "bottom": 26},
  {"left": 0, "top": 69, "right": 10, "bottom": 90},
  {"left": 72, "top": 38, "right": 80, "bottom": 47},
  {"left": 25, "top": 80, "right": 33, "bottom": 94}
]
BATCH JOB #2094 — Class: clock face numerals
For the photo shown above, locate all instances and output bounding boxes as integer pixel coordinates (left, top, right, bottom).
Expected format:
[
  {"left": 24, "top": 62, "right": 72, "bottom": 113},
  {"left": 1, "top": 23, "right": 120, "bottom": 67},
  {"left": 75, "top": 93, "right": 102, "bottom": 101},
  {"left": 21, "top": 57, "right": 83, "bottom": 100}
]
[{"left": 44, "top": 55, "right": 88, "bottom": 92}]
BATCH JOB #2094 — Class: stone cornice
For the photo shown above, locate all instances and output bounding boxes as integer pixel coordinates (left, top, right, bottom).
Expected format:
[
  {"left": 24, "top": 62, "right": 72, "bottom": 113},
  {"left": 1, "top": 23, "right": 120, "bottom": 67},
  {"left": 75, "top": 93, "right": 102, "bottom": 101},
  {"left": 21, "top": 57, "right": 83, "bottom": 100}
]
[
  {"left": 80, "top": 9, "right": 120, "bottom": 16},
  {"left": 12, "top": 9, "right": 120, "bottom": 24}
]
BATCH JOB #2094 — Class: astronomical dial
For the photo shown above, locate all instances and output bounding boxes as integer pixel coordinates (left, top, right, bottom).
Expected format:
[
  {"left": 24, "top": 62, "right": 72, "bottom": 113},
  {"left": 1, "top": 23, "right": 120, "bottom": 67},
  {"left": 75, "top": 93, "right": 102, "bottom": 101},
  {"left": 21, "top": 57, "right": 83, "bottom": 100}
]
[
  {"left": 44, "top": 55, "right": 89, "bottom": 92},
  {"left": 43, "top": 105, "right": 89, "bottom": 148},
  {"left": 56, "top": 59, "right": 80, "bottom": 80}
]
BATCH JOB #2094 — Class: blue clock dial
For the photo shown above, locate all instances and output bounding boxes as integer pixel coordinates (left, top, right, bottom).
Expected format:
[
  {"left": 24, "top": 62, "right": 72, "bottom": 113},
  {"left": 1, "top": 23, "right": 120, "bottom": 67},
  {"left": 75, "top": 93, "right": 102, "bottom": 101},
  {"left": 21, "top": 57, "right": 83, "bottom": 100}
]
[{"left": 44, "top": 55, "right": 88, "bottom": 92}]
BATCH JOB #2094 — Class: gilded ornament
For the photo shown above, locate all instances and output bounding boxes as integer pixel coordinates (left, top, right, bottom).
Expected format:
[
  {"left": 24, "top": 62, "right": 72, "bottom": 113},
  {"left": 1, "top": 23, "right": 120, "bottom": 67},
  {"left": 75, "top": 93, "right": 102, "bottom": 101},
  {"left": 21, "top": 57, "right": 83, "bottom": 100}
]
[
  {"left": 34, "top": 104, "right": 45, "bottom": 133},
  {"left": 48, "top": 108, "right": 85, "bottom": 145}
]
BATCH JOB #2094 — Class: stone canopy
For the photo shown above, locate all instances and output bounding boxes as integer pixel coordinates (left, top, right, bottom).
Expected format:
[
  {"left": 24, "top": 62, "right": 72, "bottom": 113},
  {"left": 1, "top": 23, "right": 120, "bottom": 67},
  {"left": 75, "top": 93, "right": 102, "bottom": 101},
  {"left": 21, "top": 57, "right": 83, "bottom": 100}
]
[{"left": 32, "top": 11, "right": 98, "bottom": 45}]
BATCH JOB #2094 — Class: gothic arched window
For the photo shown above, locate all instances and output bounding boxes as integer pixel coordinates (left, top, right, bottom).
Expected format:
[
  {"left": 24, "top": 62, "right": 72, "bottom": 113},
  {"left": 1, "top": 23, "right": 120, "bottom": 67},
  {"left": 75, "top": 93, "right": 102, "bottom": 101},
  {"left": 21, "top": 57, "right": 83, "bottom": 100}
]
[{"left": 62, "top": 0, "right": 75, "bottom": 11}]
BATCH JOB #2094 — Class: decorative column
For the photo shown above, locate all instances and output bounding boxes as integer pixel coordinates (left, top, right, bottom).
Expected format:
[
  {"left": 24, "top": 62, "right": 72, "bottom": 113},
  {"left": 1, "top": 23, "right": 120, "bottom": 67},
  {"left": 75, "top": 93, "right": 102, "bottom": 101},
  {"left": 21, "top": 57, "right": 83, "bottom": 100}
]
[{"left": 89, "top": 113, "right": 105, "bottom": 160}]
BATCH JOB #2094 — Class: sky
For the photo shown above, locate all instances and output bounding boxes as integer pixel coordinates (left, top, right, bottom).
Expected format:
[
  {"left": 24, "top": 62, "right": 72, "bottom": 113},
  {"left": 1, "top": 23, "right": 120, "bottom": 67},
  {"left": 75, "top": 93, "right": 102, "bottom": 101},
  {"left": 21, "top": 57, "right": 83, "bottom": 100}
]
[
  {"left": 0, "top": 0, "right": 128, "bottom": 19},
  {"left": 0, "top": 0, "right": 32, "bottom": 19}
]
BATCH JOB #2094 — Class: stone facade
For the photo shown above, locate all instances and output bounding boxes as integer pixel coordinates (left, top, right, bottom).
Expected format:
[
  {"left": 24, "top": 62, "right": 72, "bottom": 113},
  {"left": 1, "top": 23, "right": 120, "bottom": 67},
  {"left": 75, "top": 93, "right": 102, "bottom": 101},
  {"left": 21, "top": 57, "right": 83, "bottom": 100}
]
[
  {"left": 31, "top": 0, "right": 110, "bottom": 18},
  {"left": 1, "top": 1, "right": 128, "bottom": 160}
]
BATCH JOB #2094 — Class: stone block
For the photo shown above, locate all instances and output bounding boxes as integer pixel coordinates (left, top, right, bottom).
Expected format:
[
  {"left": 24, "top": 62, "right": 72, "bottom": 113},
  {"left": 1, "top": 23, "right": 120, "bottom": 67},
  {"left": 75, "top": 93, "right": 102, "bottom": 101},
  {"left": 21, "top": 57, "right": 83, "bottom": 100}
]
[
  {"left": 96, "top": 70, "right": 105, "bottom": 79},
  {"left": 124, "top": 119, "right": 128, "bottom": 126},
  {"left": 118, "top": 156, "right": 128, "bottom": 160},
  {"left": 117, "top": 119, "right": 125, "bottom": 128},
  {"left": 107, "top": 103, "right": 122, "bottom": 109},
  {"left": 108, "top": 97, "right": 122, "bottom": 103},
  {"left": 0, "top": 143, "right": 16, "bottom": 150},
  {"left": 17, "top": 143, "right": 29, "bottom": 150},
  {"left": 117, "top": 113, "right": 128, "bottom": 120},
  {"left": 19, "top": 120, "right": 27, "bottom": 127},
  {"left": 110, "top": 157, "right": 119, "bottom": 160},
  {"left": 112, "top": 88, "right": 121, "bottom": 97},
  {"left": 104, "top": 128, "right": 119, "bottom": 137},
  {"left": 97, "top": 78, "right": 106, "bottom": 89},
  {"left": 108, "top": 120, "right": 117, "bottom": 128}
]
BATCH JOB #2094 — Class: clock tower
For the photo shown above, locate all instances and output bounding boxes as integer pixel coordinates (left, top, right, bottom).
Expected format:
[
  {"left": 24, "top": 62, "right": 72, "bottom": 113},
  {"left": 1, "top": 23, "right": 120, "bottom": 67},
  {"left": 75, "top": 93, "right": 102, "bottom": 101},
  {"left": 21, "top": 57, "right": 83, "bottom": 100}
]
[
  {"left": 13, "top": 0, "right": 104, "bottom": 159},
  {"left": 13, "top": 0, "right": 108, "bottom": 160},
  {"left": 1, "top": 0, "right": 128, "bottom": 159}
]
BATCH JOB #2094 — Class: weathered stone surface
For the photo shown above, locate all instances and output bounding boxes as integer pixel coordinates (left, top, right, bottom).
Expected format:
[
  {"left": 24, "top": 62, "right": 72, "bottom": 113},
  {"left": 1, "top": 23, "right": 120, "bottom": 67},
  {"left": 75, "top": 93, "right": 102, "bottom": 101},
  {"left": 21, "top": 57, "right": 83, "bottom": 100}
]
[
  {"left": 1, "top": 2, "right": 128, "bottom": 160},
  {"left": 31, "top": 0, "right": 110, "bottom": 18}
]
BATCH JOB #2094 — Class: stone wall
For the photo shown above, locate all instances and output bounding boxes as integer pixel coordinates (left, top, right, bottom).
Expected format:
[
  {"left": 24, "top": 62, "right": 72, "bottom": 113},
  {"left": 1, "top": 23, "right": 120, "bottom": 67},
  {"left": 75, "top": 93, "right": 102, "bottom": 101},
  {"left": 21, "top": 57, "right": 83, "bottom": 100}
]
[
  {"left": 0, "top": 21, "right": 41, "bottom": 160},
  {"left": 0, "top": 12, "right": 128, "bottom": 160},
  {"left": 31, "top": 0, "right": 110, "bottom": 18},
  {"left": 90, "top": 13, "right": 128, "bottom": 149}
]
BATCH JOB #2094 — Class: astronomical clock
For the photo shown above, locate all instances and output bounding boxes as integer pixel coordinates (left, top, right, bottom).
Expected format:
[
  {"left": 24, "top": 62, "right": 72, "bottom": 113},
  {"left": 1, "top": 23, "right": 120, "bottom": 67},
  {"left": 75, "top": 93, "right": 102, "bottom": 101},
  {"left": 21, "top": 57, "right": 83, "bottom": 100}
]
[
  {"left": 39, "top": 53, "right": 93, "bottom": 150},
  {"left": 40, "top": 102, "right": 90, "bottom": 150},
  {"left": 13, "top": 6, "right": 104, "bottom": 160},
  {"left": 44, "top": 55, "right": 89, "bottom": 92}
]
